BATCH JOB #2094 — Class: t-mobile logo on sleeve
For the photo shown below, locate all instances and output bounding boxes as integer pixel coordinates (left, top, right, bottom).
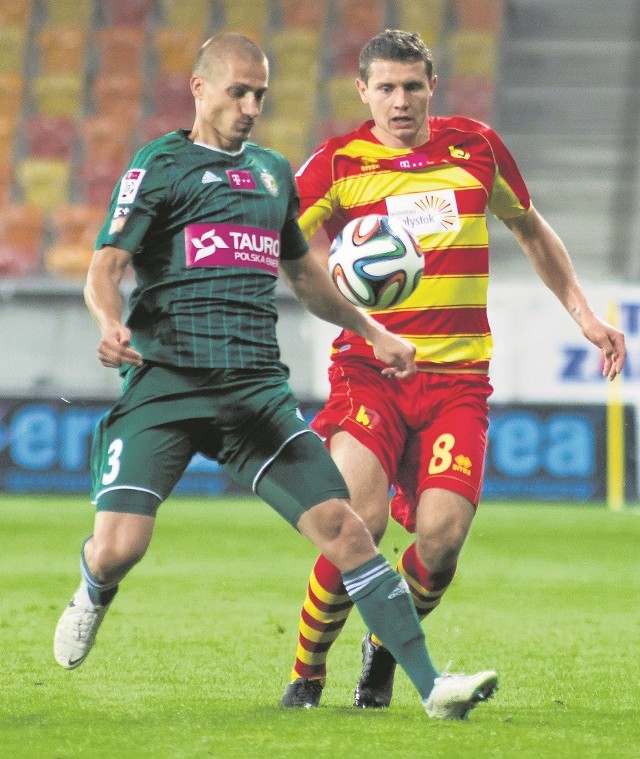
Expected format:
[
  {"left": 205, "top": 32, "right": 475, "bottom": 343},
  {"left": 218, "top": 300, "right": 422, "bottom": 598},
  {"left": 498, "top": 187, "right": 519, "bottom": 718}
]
[{"left": 185, "top": 223, "right": 280, "bottom": 274}]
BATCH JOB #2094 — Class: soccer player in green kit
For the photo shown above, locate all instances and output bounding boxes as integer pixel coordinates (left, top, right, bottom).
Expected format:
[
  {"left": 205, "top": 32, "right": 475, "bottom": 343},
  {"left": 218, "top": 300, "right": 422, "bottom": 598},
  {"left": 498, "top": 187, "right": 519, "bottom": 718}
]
[{"left": 53, "top": 32, "right": 497, "bottom": 718}]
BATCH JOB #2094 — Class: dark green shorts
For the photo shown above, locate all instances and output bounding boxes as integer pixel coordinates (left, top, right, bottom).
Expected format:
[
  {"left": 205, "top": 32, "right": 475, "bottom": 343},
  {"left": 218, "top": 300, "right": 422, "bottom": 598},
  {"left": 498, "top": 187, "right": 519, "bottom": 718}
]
[{"left": 90, "top": 363, "right": 349, "bottom": 526}]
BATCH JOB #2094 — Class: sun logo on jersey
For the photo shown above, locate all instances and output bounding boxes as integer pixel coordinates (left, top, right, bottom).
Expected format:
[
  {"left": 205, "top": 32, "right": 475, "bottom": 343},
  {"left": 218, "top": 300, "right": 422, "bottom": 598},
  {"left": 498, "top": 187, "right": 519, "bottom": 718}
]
[
  {"left": 414, "top": 193, "right": 458, "bottom": 231},
  {"left": 259, "top": 170, "right": 279, "bottom": 196},
  {"left": 192, "top": 228, "right": 230, "bottom": 262}
]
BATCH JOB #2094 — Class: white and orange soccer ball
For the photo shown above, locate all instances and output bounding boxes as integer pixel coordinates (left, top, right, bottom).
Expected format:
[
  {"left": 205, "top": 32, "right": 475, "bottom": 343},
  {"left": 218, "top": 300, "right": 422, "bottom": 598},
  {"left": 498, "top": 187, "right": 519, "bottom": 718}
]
[{"left": 328, "top": 215, "right": 424, "bottom": 310}]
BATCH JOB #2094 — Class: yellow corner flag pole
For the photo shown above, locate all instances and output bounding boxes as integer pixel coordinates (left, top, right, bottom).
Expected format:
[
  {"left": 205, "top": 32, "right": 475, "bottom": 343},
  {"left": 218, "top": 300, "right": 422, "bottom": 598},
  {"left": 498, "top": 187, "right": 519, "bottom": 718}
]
[{"left": 606, "top": 302, "right": 625, "bottom": 511}]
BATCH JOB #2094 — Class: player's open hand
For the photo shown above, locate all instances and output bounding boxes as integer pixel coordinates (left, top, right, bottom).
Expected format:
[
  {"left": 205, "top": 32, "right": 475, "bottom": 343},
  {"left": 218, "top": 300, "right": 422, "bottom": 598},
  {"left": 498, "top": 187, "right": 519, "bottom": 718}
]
[
  {"left": 582, "top": 316, "right": 626, "bottom": 381},
  {"left": 97, "top": 324, "right": 143, "bottom": 369}
]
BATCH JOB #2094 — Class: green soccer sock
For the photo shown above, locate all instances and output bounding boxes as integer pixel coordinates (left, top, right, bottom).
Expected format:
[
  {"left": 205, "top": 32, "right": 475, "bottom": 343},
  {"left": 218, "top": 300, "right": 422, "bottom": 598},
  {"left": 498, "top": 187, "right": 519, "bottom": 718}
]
[{"left": 343, "top": 554, "right": 439, "bottom": 700}]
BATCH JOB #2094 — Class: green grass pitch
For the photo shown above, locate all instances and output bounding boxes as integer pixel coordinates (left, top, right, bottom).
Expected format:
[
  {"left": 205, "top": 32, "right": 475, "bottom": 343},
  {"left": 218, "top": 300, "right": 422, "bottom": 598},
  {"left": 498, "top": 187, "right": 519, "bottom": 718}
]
[{"left": 1, "top": 494, "right": 638, "bottom": 759}]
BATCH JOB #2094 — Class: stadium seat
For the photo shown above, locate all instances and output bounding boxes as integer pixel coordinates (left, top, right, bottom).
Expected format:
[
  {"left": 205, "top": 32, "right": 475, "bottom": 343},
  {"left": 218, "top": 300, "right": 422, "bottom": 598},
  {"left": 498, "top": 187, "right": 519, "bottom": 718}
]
[
  {"left": 330, "top": 28, "right": 375, "bottom": 75},
  {"left": 103, "top": 0, "right": 155, "bottom": 26},
  {"left": 447, "top": 29, "right": 499, "bottom": 78},
  {"left": 266, "top": 78, "right": 318, "bottom": 121},
  {"left": 0, "top": 115, "right": 16, "bottom": 163},
  {"left": 80, "top": 160, "right": 123, "bottom": 207},
  {"left": 96, "top": 26, "right": 147, "bottom": 76},
  {"left": 31, "top": 73, "right": 84, "bottom": 118},
  {"left": 80, "top": 115, "right": 132, "bottom": 167},
  {"left": 16, "top": 158, "right": 71, "bottom": 210},
  {"left": 257, "top": 116, "right": 311, "bottom": 166},
  {"left": 277, "top": 0, "right": 327, "bottom": 29},
  {"left": 0, "top": 161, "right": 13, "bottom": 204},
  {"left": 24, "top": 116, "right": 76, "bottom": 160},
  {"left": 396, "top": 0, "right": 445, "bottom": 49},
  {"left": 0, "top": 25, "right": 27, "bottom": 75},
  {"left": 37, "top": 26, "right": 88, "bottom": 75},
  {"left": 92, "top": 74, "right": 144, "bottom": 128},
  {"left": 0, "top": 73, "right": 24, "bottom": 121},
  {"left": 0, "top": 0, "right": 33, "bottom": 28},
  {"left": 0, "top": 203, "right": 45, "bottom": 276},
  {"left": 46, "top": 203, "right": 105, "bottom": 279},
  {"left": 45, "top": 243, "right": 97, "bottom": 279},
  {"left": 50, "top": 204, "right": 105, "bottom": 246},
  {"left": 268, "top": 28, "right": 321, "bottom": 79},
  {"left": 219, "top": 0, "right": 269, "bottom": 34},
  {"left": 444, "top": 75, "right": 495, "bottom": 123},
  {"left": 160, "top": 0, "right": 212, "bottom": 29},
  {"left": 140, "top": 114, "right": 181, "bottom": 143},
  {"left": 152, "top": 27, "right": 205, "bottom": 76},
  {"left": 150, "top": 74, "right": 195, "bottom": 121},
  {"left": 336, "top": 0, "right": 386, "bottom": 35},
  {"left": 453, "top": 0, "right": 504, "bottom": 31},
  {"left": 310, "top": 117, "right": 364, "bottom": 146},
  {"left": 43, "top": 0, "right": 94, "bottom": 26},
  {"left": 325, "top": 75, "right": 369, "bottom": 120}
]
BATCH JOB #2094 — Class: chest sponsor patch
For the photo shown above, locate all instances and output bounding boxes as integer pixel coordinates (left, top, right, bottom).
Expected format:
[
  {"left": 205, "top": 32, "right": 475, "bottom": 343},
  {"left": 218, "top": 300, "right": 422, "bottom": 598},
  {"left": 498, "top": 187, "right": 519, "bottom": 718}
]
[
  {"left": 184, "top": 223, "right": 280, "bottom": 275},
  {"left": 117, "top": 169, "right": 146, "bottom": 204},
  {"left": 226, "top": 170, "right": 256, "bottom": 190},
  {"left": 385, "top": 189, "right": 461, "bottom": 237}
]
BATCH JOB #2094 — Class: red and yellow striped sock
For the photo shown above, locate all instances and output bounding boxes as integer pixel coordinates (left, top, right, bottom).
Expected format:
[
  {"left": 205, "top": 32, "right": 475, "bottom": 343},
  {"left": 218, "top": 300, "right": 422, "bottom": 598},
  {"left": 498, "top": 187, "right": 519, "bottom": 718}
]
[
  {"left": 290, "top": 554, "right": 353, "bottom": 683},
  {"left": 370, "top": 542, "right": 456, "bottom": 648}
]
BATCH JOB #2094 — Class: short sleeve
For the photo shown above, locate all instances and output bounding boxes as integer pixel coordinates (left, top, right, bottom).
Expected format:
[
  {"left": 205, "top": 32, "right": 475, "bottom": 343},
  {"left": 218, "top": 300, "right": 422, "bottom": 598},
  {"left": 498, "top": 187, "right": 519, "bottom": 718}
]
[{"left": 95, "top": 151, "right": 172, "bottom": 253}]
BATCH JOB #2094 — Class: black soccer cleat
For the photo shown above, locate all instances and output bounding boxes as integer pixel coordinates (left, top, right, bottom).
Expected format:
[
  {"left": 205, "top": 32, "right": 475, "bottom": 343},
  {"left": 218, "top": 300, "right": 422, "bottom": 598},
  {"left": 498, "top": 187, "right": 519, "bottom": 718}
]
[
  {"left": 279, "top": 677, "right": 324, "bottom": 708},
  {"left": 353, "top": 633, "right": 397, "bottom": 708}
]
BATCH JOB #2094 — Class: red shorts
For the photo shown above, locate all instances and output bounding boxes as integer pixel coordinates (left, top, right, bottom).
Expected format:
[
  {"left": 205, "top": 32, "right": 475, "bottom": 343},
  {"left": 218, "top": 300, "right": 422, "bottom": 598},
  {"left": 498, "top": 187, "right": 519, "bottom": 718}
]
[{"left": 311, "top": 359, "right": 493, "bottom": 533}]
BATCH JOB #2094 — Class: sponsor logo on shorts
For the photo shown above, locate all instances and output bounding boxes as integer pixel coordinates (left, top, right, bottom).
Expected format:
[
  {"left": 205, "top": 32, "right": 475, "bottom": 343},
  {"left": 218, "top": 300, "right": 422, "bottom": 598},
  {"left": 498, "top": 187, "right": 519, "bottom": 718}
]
[
  {"left": 354, "top": 404, "right": 381, "bottom": 430},
  {"left": 453, "top": 454, "right": 472, "bottom": 476},
  {"left": 184, "top": 223, "right": 280, "bottom": 275},
  {"left": 117, "top": 169, "right": 146, "bottom": 204}
]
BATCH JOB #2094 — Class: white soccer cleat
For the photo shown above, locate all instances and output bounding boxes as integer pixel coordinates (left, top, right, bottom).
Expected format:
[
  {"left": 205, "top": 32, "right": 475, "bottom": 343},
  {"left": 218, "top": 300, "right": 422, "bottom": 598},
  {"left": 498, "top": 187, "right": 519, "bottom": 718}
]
[
  {"left": 53, "top": 582, "right": 111, "bottom": 669},
  {"left": 424, "top": 670, "right": 498, "bottom": 720}
]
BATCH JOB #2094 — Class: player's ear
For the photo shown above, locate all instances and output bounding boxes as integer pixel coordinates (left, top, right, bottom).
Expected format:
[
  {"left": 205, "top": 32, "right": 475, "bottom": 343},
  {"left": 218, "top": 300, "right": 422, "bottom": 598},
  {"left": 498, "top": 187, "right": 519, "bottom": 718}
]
[
  {"left": 190, "top": 74, "right": 204, "bottom": 99},
  {"left": 429, "top": 74, "right": 438, "bottom": 94},
  {"left": 355, "top": 78, "right": 368, "bottom": 104}
]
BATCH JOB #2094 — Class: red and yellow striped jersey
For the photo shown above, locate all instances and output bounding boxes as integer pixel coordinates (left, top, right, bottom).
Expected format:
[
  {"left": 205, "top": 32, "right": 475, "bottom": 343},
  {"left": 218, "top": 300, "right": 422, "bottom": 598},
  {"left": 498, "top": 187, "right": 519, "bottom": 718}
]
[{"left": 296, "top": 116, "right": 531, "bottom": 373}]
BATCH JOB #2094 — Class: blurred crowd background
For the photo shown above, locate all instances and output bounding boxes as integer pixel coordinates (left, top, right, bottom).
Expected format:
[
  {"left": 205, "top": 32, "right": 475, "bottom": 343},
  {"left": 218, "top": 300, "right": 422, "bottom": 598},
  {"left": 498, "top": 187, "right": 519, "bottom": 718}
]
[{"left": 0, "top": 0, "right": 638, "bottom": 284}]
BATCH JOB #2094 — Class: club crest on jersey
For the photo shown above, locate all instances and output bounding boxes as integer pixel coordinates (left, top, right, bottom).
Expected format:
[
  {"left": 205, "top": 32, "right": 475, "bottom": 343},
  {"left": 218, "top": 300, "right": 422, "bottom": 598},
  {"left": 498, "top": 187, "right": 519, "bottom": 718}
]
[
  {"left": 259, "top": 170, "right": 279, "bottom": 196},
  {"left": 117, "top": 169, "right": 146, "bottom": 204}
]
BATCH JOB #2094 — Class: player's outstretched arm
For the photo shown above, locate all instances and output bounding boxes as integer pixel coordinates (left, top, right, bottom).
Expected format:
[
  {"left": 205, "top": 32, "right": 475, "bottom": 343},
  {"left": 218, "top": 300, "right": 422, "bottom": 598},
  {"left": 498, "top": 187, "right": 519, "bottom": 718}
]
[
  {"left": 504, "top": 207, "right": 626, "bottom": 380},
  {"left": 84, "top": 245, "right": 143, "bottom": 370},
  {"left": 280, "top": 252, "right": 417, "bottom": 378}
]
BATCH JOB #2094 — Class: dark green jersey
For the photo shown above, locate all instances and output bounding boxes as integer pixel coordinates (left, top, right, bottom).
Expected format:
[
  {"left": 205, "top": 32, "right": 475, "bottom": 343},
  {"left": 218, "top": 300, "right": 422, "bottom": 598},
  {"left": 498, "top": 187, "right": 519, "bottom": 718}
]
[{"left": 95, "top": 130, "right": 308, "bottom": 369}]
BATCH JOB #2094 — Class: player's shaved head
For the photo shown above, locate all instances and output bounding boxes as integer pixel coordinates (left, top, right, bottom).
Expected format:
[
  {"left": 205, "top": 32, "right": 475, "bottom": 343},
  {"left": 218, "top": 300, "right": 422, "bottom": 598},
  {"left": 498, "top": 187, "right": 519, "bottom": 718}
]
[{"left": 193, "top": 33, "right": 267, "bottom": 80}]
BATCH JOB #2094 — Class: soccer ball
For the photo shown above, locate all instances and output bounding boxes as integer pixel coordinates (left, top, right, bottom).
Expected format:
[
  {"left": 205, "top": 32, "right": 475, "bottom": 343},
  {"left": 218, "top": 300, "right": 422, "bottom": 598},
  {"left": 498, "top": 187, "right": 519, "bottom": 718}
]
[{"left": 328, "top": 215, "right": 423, "bottom": 309}]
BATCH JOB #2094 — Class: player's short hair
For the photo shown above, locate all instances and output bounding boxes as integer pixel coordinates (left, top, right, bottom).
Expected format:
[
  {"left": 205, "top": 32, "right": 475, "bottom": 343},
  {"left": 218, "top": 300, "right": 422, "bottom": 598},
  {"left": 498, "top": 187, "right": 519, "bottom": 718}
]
[
  {"left": 193, "top": 33, "right": 267, "bottom": 79},
  {"left": 359, "top": 29, "right": 434, "bottom": 82}
]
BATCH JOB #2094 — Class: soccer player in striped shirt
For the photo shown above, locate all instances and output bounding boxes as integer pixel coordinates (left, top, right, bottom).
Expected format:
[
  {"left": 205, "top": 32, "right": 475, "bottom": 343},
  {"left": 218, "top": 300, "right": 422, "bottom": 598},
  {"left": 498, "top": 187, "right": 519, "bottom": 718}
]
[{"left": 280, "top": 29, "right": 626, "bottom": 713}]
